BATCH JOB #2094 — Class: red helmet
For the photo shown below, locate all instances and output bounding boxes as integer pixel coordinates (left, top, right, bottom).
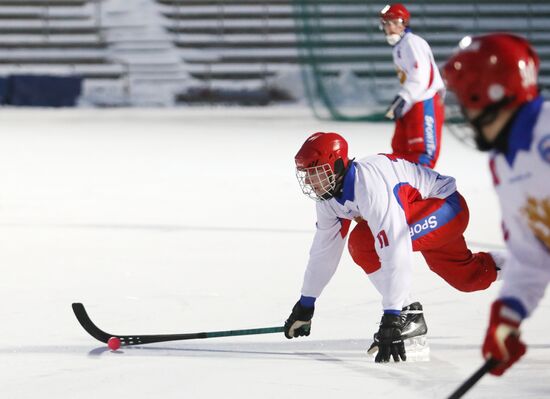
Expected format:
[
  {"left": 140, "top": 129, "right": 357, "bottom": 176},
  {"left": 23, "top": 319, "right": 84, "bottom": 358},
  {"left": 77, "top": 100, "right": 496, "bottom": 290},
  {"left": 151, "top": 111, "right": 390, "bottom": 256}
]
[
  {"left": 295, "top": 132, "right": 349, "bottom": 201},
  {"left": 295, "top": 132, "right": 349, "bottom": 170},
  {"left": 380, "top": 3, "right": 410, "bottom": 26},
  {"left": 442, "top": 33, "right": 539, "bottom": 110}
]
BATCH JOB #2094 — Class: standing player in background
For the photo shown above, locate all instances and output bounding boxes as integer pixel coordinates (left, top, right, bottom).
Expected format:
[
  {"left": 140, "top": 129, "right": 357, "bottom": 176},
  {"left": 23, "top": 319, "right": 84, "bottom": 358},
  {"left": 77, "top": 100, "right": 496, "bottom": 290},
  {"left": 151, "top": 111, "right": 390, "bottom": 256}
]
[
  {"left": 380, "top": 3, "right": 445, "bottom": 169},
  {"left": 283, "top": 132, "right": 504, "bottom": 363},
  {"left": 443, "top": 33, "right": 550, "bottom": 376}
]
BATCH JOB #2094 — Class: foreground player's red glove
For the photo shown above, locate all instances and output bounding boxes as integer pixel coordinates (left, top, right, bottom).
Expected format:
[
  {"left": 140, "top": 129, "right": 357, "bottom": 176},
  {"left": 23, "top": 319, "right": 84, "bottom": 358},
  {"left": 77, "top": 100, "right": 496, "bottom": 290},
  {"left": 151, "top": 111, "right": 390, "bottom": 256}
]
[{"left": 482, "top": 299, "right": 527, "bottom": 376}]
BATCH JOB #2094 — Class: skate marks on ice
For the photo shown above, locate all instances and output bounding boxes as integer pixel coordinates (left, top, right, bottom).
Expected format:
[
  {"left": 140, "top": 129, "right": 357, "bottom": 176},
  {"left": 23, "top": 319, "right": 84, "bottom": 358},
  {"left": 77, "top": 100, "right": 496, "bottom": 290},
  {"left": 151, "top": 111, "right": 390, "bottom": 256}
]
[
  {"left": 85, "top": 338, "right": 373, "bottom": 360},
  {"left": 0, "top": 222, "right": 313, "bottom": 235},
  {"left": 86, "top": 339, "right": 441, "bottom": 373},
  {"left": 79, "top": 338, "right": 458, "bottom": 397},
  {"left": 74, "top": 338, "right": 550, "bottom": 359},
  {"left": 83, "top": 337, "right": 443, "bottom": 375}
]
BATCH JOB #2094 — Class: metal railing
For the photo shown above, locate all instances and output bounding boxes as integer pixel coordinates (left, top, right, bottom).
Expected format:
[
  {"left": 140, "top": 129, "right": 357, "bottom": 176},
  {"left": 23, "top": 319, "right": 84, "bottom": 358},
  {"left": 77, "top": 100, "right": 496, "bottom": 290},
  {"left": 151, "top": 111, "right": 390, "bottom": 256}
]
[
  {"left": 169, "top": 0, "right": 273, "bottom": 91},
  {"left": 36, "top": 0, "right": 105, "bottom": 43}
]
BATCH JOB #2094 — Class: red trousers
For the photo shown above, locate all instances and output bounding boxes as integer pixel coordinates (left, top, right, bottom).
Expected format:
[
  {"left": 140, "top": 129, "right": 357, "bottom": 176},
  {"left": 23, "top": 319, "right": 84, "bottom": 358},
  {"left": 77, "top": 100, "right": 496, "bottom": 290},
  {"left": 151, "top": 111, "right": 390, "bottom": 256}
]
[
  {"left": 348, "top": 191, "right": 497, "bottom": 292},
  {"left": 391, "top": 93, "right": 444, "bottom": 169}
]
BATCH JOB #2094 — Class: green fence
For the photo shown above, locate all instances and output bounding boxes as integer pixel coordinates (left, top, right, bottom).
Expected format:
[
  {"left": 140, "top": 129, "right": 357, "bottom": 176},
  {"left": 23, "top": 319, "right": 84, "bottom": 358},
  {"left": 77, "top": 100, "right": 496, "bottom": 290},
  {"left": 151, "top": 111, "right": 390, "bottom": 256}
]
[{"left": 292, "top": 0, "right": 550, "bottom": 122}]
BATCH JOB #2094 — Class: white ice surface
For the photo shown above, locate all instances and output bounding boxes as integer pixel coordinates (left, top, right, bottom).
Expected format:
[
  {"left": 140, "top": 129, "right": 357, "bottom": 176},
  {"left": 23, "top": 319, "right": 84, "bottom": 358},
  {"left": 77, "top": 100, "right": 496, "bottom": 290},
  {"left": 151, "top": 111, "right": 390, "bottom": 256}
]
[{"left": 0, "top": 107, "right": 548, "bottom": 398}]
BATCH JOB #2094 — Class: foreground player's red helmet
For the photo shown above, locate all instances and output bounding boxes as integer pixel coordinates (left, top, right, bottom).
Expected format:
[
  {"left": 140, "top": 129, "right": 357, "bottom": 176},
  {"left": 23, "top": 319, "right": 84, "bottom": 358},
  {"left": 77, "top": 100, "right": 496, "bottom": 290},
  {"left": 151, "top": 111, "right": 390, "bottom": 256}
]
[
  {"left": 443, "top": 33, "right": 539, "bottom": 110},
  {"left": 380, "top": 3, "right": 410, "bottom": 26},
  {"left": 295, "top": 132, "right": 349, "bottom": 201}
]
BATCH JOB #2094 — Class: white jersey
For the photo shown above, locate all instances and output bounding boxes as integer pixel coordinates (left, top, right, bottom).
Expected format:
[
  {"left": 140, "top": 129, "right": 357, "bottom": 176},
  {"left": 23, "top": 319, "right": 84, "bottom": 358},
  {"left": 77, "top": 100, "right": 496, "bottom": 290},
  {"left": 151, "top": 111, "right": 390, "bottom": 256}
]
[
  {"left": 301, "top": 154, "right": 456, "bottom": 311},
  {"left": 393, "top": 30, "right": 445, "bottom": 113},
  {"left": 490, "top": 97, "right": 550, "bottom": 317}
]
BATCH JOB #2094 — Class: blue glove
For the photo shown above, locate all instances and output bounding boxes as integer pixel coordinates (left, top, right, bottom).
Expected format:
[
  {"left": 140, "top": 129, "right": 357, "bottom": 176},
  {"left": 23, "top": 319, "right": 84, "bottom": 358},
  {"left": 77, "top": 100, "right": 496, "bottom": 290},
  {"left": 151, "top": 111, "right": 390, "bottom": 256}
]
[{"left": 385, "top": 96, "right": 407, "bottom": 120}]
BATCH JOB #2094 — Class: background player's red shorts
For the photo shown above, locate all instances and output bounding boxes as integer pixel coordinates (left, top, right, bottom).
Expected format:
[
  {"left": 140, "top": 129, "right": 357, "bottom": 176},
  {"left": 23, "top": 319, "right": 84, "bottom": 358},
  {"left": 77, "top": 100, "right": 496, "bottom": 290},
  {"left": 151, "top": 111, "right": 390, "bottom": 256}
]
[{"left": 391, "top": 93, "right": 444, "bottom": 169}]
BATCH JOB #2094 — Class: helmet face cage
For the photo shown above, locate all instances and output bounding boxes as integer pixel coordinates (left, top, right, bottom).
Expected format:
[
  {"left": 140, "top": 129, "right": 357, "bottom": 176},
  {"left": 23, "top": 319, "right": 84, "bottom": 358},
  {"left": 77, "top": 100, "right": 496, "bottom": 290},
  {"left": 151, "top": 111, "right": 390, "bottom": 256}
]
[{"left": 296, "top": 163, "right": 336, "bottom": 201}]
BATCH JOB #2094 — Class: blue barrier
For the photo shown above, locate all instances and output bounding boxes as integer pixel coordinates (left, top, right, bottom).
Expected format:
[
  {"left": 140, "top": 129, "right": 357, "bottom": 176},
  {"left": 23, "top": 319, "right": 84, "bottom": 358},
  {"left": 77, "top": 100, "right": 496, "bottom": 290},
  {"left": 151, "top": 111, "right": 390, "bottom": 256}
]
[{"left": 2, "top": 74, "right": 82, "bottom": 107}]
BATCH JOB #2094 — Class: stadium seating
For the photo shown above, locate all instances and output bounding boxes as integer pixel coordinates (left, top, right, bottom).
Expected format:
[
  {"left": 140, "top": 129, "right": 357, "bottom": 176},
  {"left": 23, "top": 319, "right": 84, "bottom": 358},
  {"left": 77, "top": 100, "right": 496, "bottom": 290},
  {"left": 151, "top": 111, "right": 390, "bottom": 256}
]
[
  {"left": 0, "top": 0, "right": 125, "bottom": 79},
  {"left": 158, "top": 0, "right": 550, "bottom": 105},
  {"left": 0, "top": 0, "right": 548, "bottom": 106}
]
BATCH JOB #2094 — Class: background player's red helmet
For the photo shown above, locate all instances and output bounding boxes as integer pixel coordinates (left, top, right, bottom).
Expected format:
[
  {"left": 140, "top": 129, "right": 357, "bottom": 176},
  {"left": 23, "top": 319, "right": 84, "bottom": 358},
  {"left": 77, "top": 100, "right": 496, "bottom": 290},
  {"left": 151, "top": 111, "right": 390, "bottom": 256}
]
[
  {"left": 442, "top": 33, "right": 539, "bottom": 110},
  {"left": 380, "top": 3, "right": 410, "bottom": 26},
  {"left": 295, "top": 132, "right": 349, "bottom": 201}
]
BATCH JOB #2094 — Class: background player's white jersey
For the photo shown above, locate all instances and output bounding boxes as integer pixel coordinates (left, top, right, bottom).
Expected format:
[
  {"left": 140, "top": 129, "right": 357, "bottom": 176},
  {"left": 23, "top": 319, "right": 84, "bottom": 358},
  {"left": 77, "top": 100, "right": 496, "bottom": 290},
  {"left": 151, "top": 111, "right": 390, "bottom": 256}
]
[
  {"left": 491, "top": 97, "right": 550, "bottom": 316},
  {"left": 393, "top": 30, "right": 445, "bottom": 113},
  {"left": 300, "top": 155, "right": 456, "bottom": 311}
]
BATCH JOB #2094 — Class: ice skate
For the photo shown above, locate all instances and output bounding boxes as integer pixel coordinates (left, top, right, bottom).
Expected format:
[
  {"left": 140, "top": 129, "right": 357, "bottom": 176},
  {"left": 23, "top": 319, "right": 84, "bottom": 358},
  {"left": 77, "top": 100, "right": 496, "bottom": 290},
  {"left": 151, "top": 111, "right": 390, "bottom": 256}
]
[{"left": 400, "top": 302, "right": 429, "bottom": 361}]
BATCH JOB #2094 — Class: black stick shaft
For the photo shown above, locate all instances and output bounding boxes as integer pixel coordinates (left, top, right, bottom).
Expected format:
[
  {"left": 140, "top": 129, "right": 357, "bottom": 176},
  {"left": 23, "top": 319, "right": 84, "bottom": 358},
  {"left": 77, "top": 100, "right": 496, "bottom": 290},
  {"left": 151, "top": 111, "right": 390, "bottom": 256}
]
[
  {"left": 72, "top": 302, "right": 283, "bottom": 346},
  {"left": 447, "top": 358, "right": 498, "bottom": 399}
]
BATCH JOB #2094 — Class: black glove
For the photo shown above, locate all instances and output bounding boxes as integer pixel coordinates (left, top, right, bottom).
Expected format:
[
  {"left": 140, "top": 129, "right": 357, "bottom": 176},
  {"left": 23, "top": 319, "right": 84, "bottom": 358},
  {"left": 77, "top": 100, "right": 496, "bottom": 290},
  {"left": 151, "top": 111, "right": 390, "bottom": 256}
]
[
  {"left": 284, "top": 301, "right": 314, "bottom": 339},
  {"left": 368, "top": 314, "right": 406, "bottom": 362},
  {"left": 385, "top": 95, "right": 406, "bottom": 120}
]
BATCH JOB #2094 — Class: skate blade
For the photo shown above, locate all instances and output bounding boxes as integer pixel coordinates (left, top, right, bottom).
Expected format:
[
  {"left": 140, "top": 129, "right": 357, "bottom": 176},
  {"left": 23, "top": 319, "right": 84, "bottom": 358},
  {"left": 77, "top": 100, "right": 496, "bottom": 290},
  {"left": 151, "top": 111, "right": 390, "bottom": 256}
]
[
  {"left": 404, "top": 335, "right": 430, "bottom": 362},
  {"left": 367, "top": 335, "right": 430, "bottom": 362}
]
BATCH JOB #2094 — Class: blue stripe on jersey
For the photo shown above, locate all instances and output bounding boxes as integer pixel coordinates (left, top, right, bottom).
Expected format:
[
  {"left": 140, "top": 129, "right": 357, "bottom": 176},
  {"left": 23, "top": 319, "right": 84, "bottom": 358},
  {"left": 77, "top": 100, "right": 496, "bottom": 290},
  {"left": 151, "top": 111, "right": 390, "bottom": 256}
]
[
  {"left": 539, "top": 135, "right": 550, "bottom": 164},
  {"left": 506, "top": 95, "right": 544, "bottom": 166},
  {"left": 392, "top": 181, "right": 410, "bottom": 209},
  {"left": 384, "top": 309, "right": 401, "bottom": 315},
  {"left": 422, "top": 97, "right": 436, "bottom": 164},
  {"left": 335, "top": 162, "right": 356, "bottom": 205},
  {"left": 408, "top": 192, "right": 462, "bottom": 241}
]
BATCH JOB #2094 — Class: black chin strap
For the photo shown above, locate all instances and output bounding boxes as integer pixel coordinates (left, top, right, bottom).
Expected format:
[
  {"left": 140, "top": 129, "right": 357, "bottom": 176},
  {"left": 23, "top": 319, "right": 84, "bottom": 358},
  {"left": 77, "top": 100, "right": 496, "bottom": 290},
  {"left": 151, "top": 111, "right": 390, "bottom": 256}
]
[
  {"left": 332, "top": 158, "right": 355, "bottom": 199},
  {"left": 464, "top": 97, "right": 515, "bottom": 152}
]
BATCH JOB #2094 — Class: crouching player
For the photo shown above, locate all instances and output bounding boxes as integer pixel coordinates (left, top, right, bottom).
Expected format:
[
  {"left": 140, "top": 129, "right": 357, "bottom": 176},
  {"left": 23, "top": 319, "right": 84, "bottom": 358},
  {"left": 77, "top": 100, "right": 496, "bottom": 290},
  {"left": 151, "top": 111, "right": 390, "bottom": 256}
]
[{"left": 284, "top": 132, "right": 504, "bottom": 362}]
